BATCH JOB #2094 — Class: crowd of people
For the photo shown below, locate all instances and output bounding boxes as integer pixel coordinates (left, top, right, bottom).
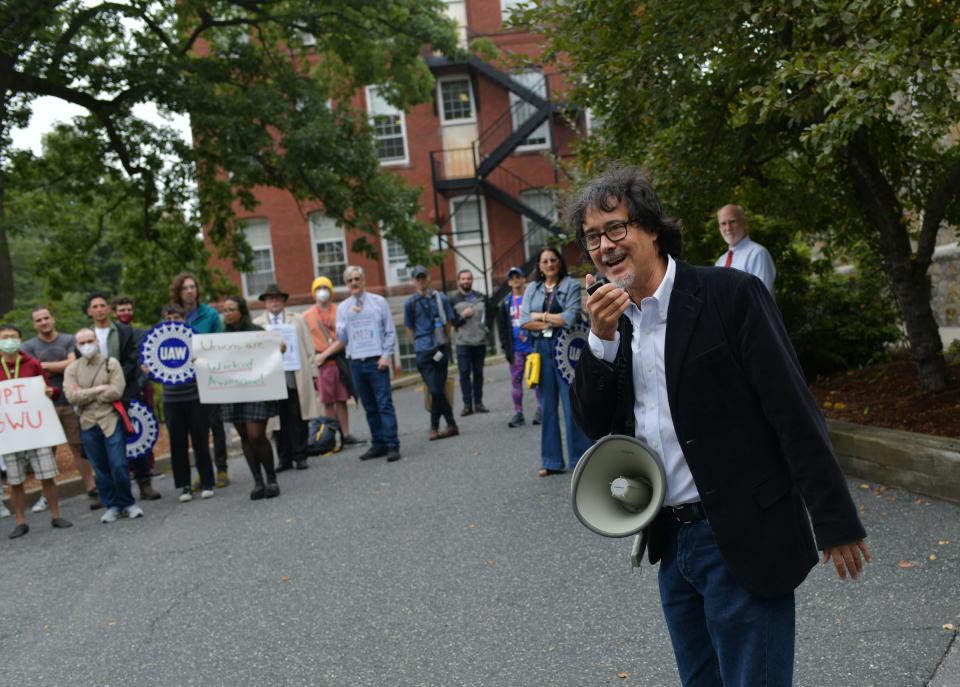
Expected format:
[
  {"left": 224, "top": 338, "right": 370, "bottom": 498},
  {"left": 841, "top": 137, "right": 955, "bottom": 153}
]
[{"left": 0, "top": 200, "right": 778, "bottom": 541}]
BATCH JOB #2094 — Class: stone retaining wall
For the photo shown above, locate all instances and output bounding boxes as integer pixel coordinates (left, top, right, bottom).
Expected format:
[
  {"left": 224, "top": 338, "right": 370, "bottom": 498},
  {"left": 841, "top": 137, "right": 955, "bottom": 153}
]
[
  {"left": 930, "top": 242, "right": 959, "bottom": 327},
  {"left": 828, "top": 419, "right": 960, "bottom": 504}
]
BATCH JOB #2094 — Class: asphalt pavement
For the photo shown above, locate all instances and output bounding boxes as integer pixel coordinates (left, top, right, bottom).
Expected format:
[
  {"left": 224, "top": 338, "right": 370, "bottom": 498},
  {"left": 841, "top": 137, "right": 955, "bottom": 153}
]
[{"left": 1, "top": 361, "right": 958, "bottom": 686}]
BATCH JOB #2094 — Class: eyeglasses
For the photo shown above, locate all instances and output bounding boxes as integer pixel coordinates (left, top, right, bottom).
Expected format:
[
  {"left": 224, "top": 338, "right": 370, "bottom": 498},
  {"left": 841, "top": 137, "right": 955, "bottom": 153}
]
[
  {"left": 580, "top": 221, "right": 633, "bottom": 251},
  {"left": 345, "top": 277, "right": 362, "bottom": 283}
]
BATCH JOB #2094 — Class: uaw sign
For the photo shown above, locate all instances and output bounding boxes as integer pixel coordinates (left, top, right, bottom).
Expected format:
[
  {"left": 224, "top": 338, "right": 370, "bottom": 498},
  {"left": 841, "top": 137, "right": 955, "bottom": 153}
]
[
  {"left": 0, "top": 376, "right": 67, "bottom": 454},
  {"left": 554, "top": 322, "right": 590, "bottom": 385},
  {"left": 141, "top": 322, "right": 195, "bottom": 385},
  {"left": 125, "top": 400, "right": 159, "bottom": 461},
  {"left": 193, "top": 331, "right": 288, "bottom": 404}
]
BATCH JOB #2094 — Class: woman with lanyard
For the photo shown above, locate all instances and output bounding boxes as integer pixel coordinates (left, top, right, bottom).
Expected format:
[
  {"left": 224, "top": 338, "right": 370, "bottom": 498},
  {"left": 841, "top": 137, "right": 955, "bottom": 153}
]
[
  {"left": 218, "top": 296, "right": 281, "bottom": 500},
  {"left": 520, "top": 247, "right": 593, "bottom": 477}
]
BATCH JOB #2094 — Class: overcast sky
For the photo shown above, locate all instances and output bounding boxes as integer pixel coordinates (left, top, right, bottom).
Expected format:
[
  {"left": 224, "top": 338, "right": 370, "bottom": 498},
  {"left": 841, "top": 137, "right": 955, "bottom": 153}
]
[{"left": 10, "top": 97, "right": 192, "bottom": 155}]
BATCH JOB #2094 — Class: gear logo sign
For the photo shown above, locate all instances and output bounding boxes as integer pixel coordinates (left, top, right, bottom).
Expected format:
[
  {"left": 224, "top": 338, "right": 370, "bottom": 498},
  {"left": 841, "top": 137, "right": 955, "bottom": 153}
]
[
  {"left": 125, "top": 400, "right": 159, "bottom": 460},
  {"left": 140, "top": 321, "right": 195, "bottom": 385},
  {"left": 554, "top": 322, "right": 589, "bottom": 385}
]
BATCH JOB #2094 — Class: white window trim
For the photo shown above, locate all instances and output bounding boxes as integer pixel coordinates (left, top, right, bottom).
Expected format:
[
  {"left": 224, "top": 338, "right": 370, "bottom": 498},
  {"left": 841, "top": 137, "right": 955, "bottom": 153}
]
[
  {"left": 509, "top": 70, "right": 551, "bottom": 153},
  {"left": 449, "top": 194, "right": 489, "bottom": 248},
  {"left": 520, "top": 189, "right": 556, "bottom": 261},
  {"left": 308, "top": 213, "right": 348, "bottom": 289},
  {"left": 437, "top": 75, "right": 476, "bottom": 126},
  {"left": 365, "top": 85, "right": 410, "bottom": 167},
  {"left": 240, "top": 220, "right": 276, "bottom": 300},
  {"left": 380, "top": 232, "right": 412, "bottom": 287}
]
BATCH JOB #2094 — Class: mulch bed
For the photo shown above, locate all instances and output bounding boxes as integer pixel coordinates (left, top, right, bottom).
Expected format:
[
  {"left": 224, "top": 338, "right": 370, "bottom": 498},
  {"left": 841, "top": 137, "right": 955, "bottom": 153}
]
[{"left": 809, "top": 355, "right": 960, "bottom": 440}]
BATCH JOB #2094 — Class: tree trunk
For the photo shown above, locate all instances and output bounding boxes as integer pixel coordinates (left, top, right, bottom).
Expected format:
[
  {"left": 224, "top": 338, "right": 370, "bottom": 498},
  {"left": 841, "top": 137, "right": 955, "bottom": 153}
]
[
  {"left": 845, "top": 133, "right": 948, "bottom": 393},
  {"left": 0, "top": 146, "right": 14, "bottom": 317}
]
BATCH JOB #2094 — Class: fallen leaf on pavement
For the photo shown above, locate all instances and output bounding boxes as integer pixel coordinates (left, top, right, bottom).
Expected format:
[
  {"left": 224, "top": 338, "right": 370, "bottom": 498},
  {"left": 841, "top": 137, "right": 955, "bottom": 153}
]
[
  {"left": 281, "top": 576, "right": 289, "bottom": 582},
  {"left": 939, "top": 540, "right": 950, "bottom": 545},
  {"left": 286, "top": 518, "right": 294, "bottom": 523},
  {"left": 898, "top": 560, "right": 915, "bottom": 569},
  {"left": 617, "top": 672, "right": 629, "bottom": 679},
  {"left": 929, "top": 554, "right": 937, "bottom": 561},
  {"left": 943, "top": 623, "right": 956, "bottom": 631},
  {"left": 107, "top": 620, "right": 117, "bottom": 627}
]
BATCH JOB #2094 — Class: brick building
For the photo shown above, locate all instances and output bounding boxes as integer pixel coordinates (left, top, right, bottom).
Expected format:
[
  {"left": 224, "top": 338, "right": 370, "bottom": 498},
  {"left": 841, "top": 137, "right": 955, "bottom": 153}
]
[{"left": 210, "top": 0, "right": 590, "bottom": 370}]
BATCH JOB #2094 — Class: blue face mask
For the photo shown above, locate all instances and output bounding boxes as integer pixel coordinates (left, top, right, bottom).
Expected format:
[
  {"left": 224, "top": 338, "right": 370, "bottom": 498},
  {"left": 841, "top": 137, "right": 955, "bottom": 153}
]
[{"left": 0, "top": 338, "right": 21, "bottom": 354}]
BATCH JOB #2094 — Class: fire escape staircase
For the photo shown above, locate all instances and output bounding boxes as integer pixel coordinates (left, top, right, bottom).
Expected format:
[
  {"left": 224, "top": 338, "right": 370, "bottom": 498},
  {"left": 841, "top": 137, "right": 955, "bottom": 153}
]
[{"left": 428, "top": 56, "right": 568, "bottom": 304}]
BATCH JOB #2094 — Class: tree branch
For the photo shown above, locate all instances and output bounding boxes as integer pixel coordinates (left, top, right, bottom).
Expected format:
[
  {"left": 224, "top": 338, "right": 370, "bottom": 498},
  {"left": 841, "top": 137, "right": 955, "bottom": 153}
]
[{"left": 916, "top": 158, "right": 960, "bottom": 269}]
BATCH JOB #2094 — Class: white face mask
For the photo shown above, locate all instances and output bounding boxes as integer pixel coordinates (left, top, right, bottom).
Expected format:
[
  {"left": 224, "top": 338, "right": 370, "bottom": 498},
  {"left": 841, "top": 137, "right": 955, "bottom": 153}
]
[
  {"left": 78, "top": 343, "right": 99, "bottom": 359},
  {"left": 316, "top": 288, "right": 331, "bottom": 304}
]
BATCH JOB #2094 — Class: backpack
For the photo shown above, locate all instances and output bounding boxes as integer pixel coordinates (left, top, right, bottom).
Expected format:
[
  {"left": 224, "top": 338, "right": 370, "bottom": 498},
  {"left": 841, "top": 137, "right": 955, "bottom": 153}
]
[{"left": 306, "top": 416, "right": 344, "bottom": 456}]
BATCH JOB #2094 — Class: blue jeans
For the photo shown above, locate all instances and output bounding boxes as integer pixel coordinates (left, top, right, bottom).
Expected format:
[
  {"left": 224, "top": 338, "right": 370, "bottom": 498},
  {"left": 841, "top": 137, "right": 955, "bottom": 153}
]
[
  {"left": 658, "top": 519, "right": 795, "bottom": 687},
  {"left": 416, "top": 346, "right": 454, "bottom": 430},
  {"left": 81, "top": 424, "right": 135, "bottom": 511},
  {"left": 456, "top": 344, "right": 486, "bottom": 407},
  {"left": 537, "top": 337, "right": 592, "bottom": 471},
  {"left": 350, "top": 358, "right": 399, "bottom": 450}
]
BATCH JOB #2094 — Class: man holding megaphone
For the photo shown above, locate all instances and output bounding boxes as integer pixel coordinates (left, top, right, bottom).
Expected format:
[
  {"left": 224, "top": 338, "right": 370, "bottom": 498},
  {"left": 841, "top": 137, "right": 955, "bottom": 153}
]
[{"left": 567, "top": 166, "right": 870, "bottom": 687}]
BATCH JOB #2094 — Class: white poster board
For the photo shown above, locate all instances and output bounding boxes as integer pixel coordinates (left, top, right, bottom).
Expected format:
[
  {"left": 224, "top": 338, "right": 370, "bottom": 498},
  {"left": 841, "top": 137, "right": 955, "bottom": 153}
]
[
  {"left": 264, "top": 323, "right": 300, "bottom": 372},
  {"left": 0, "top": 376, "right": 67, "bottom": 454},
  {"left": 193, "top": 331, "right": 288, "bottom": 403}
]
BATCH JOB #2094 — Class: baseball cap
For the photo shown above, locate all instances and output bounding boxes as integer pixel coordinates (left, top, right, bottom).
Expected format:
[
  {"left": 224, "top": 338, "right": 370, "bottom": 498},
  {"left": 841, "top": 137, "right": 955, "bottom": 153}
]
[
  {"left": 411, "top": 265, "right": 429, "bottom": 278},
  {"left": 506, "top": 266, "right": 523, "bottom": 278}
]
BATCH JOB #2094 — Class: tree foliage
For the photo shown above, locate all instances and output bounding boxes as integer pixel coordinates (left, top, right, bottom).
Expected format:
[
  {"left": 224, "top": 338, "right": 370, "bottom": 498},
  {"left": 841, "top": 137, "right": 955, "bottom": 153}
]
[
  {"left": 0, "top": 0, "right": 460, "bottom": 314},
  {"left": 526, "top": 0, "right": 960, "bottom": 390}
]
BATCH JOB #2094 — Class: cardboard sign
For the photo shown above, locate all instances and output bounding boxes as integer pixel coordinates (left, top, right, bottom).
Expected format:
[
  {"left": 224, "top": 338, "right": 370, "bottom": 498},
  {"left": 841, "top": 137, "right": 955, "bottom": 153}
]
[
  {"left": 0, "top": 376, "right": 67, "bottom": 454},
  {"left": 193, "top": 331, "right": 288, "bottom": 403},
  {"left": 264, "top": 323, "right": 300, "bottom": 372}
]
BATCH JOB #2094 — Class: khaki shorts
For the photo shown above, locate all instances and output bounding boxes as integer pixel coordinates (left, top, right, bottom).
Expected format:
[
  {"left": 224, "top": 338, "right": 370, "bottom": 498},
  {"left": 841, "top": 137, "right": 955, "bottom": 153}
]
[
  {"left": 2, "top": 447, "right": 59, "bottom": 485},
  {"left": 56, "top": 404, "right": 82, "bottom": 447}
]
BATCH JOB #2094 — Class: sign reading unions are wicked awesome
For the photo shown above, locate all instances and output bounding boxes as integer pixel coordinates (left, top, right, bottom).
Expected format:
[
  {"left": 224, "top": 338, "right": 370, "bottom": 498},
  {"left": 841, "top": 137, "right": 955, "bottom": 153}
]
[
  {"left": 0, "top": 376, "right": 67, "bottom": 454},
  {"left": 193, "top": 331, "right": 288, "bottom": 404}
]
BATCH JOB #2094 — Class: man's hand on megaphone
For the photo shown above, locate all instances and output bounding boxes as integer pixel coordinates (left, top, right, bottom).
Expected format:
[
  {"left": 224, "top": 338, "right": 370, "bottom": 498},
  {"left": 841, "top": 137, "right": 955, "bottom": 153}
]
[{"left": 585, "top": 274, "right": 630, "bottom": 341}]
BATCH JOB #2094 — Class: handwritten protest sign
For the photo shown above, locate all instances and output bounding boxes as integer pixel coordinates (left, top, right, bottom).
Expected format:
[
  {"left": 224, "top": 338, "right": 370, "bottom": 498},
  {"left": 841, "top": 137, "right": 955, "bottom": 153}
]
[
  {"left": 264, "top": 323, "right": 300, "bottom": 372},
  {"left": 193, "top": 331, "right": 288, "bottom": 403},
  {"left": 0, "top": 376, "right": 67, "bottom": 454}
]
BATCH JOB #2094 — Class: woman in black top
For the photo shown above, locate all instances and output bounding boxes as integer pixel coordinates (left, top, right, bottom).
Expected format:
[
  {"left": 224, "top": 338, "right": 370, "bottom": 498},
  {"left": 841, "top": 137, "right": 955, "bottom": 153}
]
[{"left": 219, "top": 296, "right": 280, "bottom": 500}]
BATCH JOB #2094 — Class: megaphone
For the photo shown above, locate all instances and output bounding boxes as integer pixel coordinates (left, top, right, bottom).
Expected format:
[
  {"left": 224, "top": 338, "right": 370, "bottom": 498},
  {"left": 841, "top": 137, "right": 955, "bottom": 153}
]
[{"left": 571, "top": 435, "right": 666, "bottom": 566}]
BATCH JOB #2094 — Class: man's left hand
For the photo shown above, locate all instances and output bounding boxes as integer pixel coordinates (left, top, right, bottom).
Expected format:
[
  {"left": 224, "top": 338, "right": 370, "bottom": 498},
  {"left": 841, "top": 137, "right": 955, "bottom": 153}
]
[
  {"left": 822, "top": 540, "right": 872, "bottom": 580},
  {"left": 377, "top": 356, "right": 390, "bottom": 371},
  {"left": 44, "top": 387, "right": 55, "bottom": 398}
]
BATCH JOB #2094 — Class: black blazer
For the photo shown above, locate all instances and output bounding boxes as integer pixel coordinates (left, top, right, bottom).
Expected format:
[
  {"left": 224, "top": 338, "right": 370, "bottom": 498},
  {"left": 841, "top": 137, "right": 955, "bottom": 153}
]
[{"left": 571, "top": 260, "right": 865, "bottom": 599}]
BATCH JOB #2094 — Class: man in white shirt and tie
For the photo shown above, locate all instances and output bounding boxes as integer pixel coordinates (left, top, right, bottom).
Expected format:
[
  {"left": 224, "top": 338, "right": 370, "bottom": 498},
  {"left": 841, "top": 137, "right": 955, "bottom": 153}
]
[{"left": 714, "top": 204, "right": 776, "bottom": 294}]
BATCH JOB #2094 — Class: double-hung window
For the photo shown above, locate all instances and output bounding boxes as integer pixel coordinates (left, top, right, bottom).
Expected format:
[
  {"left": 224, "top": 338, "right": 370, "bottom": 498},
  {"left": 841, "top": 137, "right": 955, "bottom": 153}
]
[
  {"left": 309, "top": 214, "right": 347, "bottom": 287},
  {"left": 240, "top": 219, "right": 276, "bottom": 299},
  {"left": 366, "top": 86, "right": 409, "bottom": 165},
  {"left": 509, "top": 69, "right": 550, "bottom": 151},
  {"left": 438, "top": 77, "right": 475, "bottom": 125}
]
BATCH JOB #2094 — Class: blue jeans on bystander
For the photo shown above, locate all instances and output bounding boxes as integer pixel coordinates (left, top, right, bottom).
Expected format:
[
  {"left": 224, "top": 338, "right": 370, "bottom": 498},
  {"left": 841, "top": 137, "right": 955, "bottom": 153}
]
[
  {"left": 537, "top": 336, "right": 592, "bottom": 472},
  {"left": 81, "top": 424, "right": 135, "bottom": 511},
  {"left": 350, "top": 357, "right": 399, "bottom": 450}
]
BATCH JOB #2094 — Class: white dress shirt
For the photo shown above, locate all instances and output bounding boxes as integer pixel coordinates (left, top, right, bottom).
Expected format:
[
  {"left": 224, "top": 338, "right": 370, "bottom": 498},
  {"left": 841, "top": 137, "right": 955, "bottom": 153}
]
[
  {"left": 715, "top": 236, "right": 776, "bottom": 294},
  {"left": 587, "top": 256, "right": 700, "bottom": 506}
]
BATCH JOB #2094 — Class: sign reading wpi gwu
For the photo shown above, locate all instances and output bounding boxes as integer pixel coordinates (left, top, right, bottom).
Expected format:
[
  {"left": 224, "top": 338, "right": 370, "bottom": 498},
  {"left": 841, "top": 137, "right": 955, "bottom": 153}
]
[
  {"left": 0, "top": 376, "right": 67, "bottom": 453},
  {"left": 140, "top": 321, "right": 196, "bottom": 385}
]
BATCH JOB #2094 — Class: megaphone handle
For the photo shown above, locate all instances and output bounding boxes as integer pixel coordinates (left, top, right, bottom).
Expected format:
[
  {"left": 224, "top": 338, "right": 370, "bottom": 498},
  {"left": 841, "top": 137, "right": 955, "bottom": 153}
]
[{"left": 630, "top": 532, "right": 648, "bottom": 569}]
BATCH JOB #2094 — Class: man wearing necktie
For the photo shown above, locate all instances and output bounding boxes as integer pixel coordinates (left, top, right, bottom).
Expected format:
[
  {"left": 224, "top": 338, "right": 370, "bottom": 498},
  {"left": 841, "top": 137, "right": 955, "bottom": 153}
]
[
  {"left": 714, "top": 204, "right": 776, "bottom": 294},
  {"left": 570, "top": 166, "right": 869, "bottom": 687}
]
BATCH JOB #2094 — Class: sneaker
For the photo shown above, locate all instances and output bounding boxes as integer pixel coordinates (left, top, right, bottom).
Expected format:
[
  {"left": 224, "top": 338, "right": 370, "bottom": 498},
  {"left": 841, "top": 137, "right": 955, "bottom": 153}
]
[
  {"left": 178, "top": 487, "right": 193, "bottom": 503},
  {"left": 31, "top": 496, "right": 49, "bottom": 513},
  {"left": 100, "top": 507, "right": 120, "bottom": 524},
  {"left": 508, "top": 412, "right": 525, "bottom": 428},
  {"left": 0, "top": 503, "right": 11, "bottom": 518},
  {"left": 123, "top": 505, "right": 144, "bottom": 519},
  {"left": 8, "top": 523, "right": 28, "bottom": 539},
  {"left": 216, "top": 470, "right": 230, "bottom": 488},
  {"left": 200, "top": 489, "right": 215, "bottom": 499},
  {"left": 532, "top": 409, "right": 542, "bottom": 425}
]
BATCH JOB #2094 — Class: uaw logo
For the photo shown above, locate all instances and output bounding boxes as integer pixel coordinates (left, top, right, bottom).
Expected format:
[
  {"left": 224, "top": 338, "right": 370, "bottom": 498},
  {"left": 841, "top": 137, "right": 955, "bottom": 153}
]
[
  {"left": 125, "top": 400, "right": 159, "bottom": 461},
  {"left": 141, "top": 321, "right": 195, "bottom": 385},
  {"left": 554, "top": 322, "right": 590, "bottom": 385}
]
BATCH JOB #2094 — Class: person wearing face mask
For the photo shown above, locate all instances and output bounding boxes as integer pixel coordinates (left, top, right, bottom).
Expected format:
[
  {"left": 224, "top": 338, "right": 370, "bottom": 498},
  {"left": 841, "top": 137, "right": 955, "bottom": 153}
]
[
  {"left": 65, "top": 328, "right": 144, "bottom": 523},
  {"left": 84, "top": 292, "right": 160, "bottom": 501},
  {"left": 303, "top": 276, "right": 361, "bottom": 446},
  {"left": 0, "top": 323, "right": 74, "bottom": 538}
]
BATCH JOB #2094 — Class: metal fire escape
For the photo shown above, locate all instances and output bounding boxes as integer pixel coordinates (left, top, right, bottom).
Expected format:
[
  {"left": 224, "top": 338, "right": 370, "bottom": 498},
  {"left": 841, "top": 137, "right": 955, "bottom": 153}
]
[{"left": 427, "top": 56, "right": 568, "bottom": 305}]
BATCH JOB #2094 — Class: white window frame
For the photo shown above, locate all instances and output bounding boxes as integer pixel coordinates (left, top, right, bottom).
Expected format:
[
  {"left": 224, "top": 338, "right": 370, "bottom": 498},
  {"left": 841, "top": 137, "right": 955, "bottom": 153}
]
[
  {"left": 309, "top": 213, "right": 348, "bottom": 289},
  {"left": 437, "top": 75, "right": 476, "bottom": 125},
  {"left": 520, "top": 189, "right": 556, "bottom": 261},
  {"left": 509, "top": 69, "right": 551, "bottom": 152},
  {"left": 239, "top": 219, "right": 276, "bottom": 300},
  {"left": 365, "top": 85, "right": 409, "bottom": 166},
  {"left": 449, "top": 194, "right": 489, "bottom": 248},
  {"left": 381, "top": 233, "right": 412, "bottom": 287}
]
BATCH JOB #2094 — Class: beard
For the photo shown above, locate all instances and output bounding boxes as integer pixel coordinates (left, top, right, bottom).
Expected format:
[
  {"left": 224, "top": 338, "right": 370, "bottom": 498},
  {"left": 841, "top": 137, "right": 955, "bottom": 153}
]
[{"left": 601, "top": 248, "right": 635, "bottom": 290}]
